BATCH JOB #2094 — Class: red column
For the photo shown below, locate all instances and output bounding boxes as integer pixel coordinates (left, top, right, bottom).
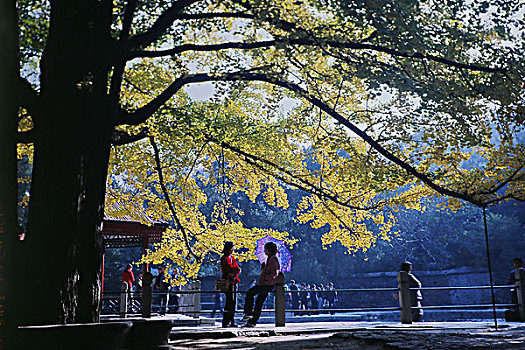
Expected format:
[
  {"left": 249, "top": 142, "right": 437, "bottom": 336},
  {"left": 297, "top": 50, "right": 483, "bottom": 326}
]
[{"left": 101, "top": 253, "right": 105, "bottom": 294}]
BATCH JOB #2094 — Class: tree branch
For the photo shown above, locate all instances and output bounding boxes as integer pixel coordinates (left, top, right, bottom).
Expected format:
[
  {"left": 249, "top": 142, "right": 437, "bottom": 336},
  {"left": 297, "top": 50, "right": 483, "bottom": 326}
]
[
  {"left": 110, "top": 128, "right": 149, "bottom": 146},
  {"left": 108, "top": 0, "right": 137, "bottom": 120},
  {"left": 149, "top": 135, "right": 202, "bottom": 262},
  {"left": 229, "top": 0, "right": 506, "bottom": 73},
  {"left": 129, "top": 0, "right": 201, "bottom": 49},
  {"left": 16, "top": 77, "right": 40, "bottom": 118},
  {"left": 204, "top": 134, "right": 381, "bottom": 211},
  {"left": 479, "top": 166, "right": 524, "bottom": 196},
  {"left": 130, "top": 35, "right": 506, "bottom": 74},
  {"left": 17, "top": 130, "right": 35, "bottom": 144},
  {"left": 128, "top": 40, "right": 280, "bottom": 59},
  {"left": 177, "top": 12, "right": 254, "bottom": 20}
]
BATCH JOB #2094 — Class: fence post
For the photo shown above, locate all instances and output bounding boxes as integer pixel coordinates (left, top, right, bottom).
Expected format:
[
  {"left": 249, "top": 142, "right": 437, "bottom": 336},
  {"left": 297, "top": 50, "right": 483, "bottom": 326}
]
[
  {"left": 192, "top": 280, "right": 201, "bottom": 319},
  {"left": 275, "top": 272, "right": 286, "bottom": 327},
  {"left": 397, "top": 271, "right": 412, "bottom": 324},
  {"left": 516, "top": 269, "right": 525, "bottom": 321},
  {"left": 120, "top": 282, "right": 128, "bottom": 318},
  {"left": 142, "top": 271, "right": 153, "bottom": 318},
  {"left": 179, "top": 284, "right": 188, "bottom": 316}
]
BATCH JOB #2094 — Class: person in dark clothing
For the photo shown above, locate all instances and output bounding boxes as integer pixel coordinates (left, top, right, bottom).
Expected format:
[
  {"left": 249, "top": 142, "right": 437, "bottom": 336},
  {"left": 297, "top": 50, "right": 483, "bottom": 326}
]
[
  {"left": 154, "top": 265, "right": 170, "bottom": 315},
  {"left": 325, "top": 282, "right": 337, "bottom": 314},
  {"left": 508, "top": 258, "right": 524, "bottom": 311},
  {"left": 211, "top": 292, "right": 223, "bottom": 318},
  {"left": 299, "top": 283, "right": 308, "bottom": 315},
  {"left": 317, "top": 283, "right": 325, "bottom": 312},
  {"left": 401, "top": 261, "right": 423, "bottom": 322},
  {"left": 289, "top": 280, "right": 300, "bottom": 316},
  {"left": 220, "top": 241, "right": 241, "bottom": 327},
  {"left": 168, "top": 283, "right": 180, "bottom": 313}
]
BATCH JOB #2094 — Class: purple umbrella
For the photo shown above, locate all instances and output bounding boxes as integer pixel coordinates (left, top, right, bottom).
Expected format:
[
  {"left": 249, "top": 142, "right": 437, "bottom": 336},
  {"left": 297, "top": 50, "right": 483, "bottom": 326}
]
[{"left": 255, "top": 235, "right": 292, "bottom": 273}]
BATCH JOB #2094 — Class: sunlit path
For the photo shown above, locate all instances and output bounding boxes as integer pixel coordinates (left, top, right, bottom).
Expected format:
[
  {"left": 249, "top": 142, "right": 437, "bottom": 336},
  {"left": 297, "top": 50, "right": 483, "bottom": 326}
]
[{"left": 169, "top": 321, "right": 525, "bottom": 349}]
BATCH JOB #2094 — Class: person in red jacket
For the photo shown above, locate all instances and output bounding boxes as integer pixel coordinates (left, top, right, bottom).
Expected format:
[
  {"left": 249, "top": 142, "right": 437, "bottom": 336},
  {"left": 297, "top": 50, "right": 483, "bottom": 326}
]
[
  {"left": 121, "top": 264, "right": 135, "bottom": 311},
  {"left": 220, "top": 241, "right": 241, "bottom": 327},
  {"left": 241, "top": 242, "right": 280, "bottom": 327},
  {"left": 121, "top": 264, "right": 135, "bottom": 291}
]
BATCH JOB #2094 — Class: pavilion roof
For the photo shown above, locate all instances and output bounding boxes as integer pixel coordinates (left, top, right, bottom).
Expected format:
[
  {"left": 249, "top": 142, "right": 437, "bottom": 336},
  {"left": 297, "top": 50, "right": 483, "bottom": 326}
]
[{"left": 102, "top": 202, "right": 168, "bottom": 248}]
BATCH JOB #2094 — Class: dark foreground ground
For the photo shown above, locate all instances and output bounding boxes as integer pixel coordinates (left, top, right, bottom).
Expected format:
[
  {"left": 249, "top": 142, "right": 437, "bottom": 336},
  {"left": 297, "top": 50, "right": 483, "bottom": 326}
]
[{"left": 168, "top": 321, "right": 525, "bottom": 349}]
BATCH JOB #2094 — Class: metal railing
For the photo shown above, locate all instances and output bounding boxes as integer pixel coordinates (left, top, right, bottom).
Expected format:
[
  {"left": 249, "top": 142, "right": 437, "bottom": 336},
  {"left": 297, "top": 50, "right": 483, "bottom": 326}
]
[{"left": 102, "top": 269, "right": 525, "bottom": 326}]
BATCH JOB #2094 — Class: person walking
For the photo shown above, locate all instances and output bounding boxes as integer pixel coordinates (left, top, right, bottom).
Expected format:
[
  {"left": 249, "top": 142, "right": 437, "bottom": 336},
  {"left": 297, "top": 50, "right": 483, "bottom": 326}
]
[
  {"left": 220, "top": 241, "right": 241, "bottom": 327},
  {"left": 240, "top": 242, "right": 280, "bottom": 327}
]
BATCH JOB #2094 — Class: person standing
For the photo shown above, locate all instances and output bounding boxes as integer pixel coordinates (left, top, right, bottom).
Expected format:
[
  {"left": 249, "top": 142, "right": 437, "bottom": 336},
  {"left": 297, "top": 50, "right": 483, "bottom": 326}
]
[
  {"left": 289, "top": 280, "right": 300, "bottom": 316},
  {"left": 121, "top": 264, "right": 135, "bottom": 310},
  {"left": 311, "top": 284, "right": 319, "bottom": 315},
  {"left": 326, "top": 282, "right": 338, "bottom": 314},
  {"left": 211, "top": 292, "right": 223, "bottom": 318},
  {"left": 299, "top": 283, "right": 308, "bottom": 315},
  {"left": 317, "top": 283, "right": 325, "bottom": 313},
  {"left": 154, "top": 265, "right": 170, "bottom": 315},
  {"left": 220, "top": 241, "right": 241, "bottom": 327},
  {"left": 168, "top": 284, "right": 180, "bottom": 313},
  {"left": 240, "top": 242, "right": 280, "bottom": 327},
  {"left": 121, "top": 264, "right": 135, "bottom": 292},
  {"left": 400, "top": 261, "right": 423, "bottom": 322},
  {"left": 508, "top": 258, "right": 525, "bottom": 312}
]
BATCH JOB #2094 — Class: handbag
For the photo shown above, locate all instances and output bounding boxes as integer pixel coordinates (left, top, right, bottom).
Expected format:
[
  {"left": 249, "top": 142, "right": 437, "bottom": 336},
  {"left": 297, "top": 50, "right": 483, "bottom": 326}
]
[{"left": 214, "top": 279, "right": 229, "bottom": 292}]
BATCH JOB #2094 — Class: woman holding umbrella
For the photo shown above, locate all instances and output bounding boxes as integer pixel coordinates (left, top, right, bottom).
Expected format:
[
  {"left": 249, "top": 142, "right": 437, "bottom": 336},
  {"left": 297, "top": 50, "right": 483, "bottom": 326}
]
[
  {"left": 240, "top": 242, "right": 280, "bottom": 327},
  {"left": 220, "top": 241, "right": 241, "bottom": 327}
]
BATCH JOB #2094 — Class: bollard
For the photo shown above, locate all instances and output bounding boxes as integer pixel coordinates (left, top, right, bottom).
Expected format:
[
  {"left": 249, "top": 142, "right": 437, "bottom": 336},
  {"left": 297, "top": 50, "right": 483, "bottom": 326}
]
[
  {"left": 142, "top": 271, "right": 153, "bottom": 318},
  {"left": 179, "top": 284, "right": 189, "bottom": 316},
  {"left": 120, "top": 282, "right": 128, "bottom": 318},
  {"left": 397, "top": 271, "right": 412, "bottom": 324},
  {"left": 275, "top": 272, "right": 286, "bottom": 327},
  {"left": 516, "top": 269, "right": 525, "bottom": 321},
  {"left": 193, "top": 280, "right": 201, "bottom": 319}
]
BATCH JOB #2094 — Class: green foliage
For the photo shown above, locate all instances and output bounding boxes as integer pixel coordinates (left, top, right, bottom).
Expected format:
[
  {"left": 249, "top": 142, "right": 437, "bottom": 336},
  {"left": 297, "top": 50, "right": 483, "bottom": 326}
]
[{"left": 16, "top": 0, "right": 525, "bottom": 284}]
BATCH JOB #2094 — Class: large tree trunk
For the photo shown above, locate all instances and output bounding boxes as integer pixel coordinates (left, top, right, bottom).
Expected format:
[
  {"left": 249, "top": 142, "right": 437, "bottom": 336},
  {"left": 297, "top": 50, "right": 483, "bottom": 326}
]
[
  {"left": 1, "top": 0, "right": 20, "bottom": 345},
  {"left": 15, "top": 0, "right": 114, "bottom": 325},
  {"left": 18, "top": 128, "right": 111, "bottom": 326}
]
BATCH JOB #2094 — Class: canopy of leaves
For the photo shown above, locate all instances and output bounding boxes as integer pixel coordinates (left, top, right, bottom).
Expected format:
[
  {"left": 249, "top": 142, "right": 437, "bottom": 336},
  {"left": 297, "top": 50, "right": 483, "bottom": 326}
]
[{"left": 17, "top": 0, "right": 525, "bottom": 281}]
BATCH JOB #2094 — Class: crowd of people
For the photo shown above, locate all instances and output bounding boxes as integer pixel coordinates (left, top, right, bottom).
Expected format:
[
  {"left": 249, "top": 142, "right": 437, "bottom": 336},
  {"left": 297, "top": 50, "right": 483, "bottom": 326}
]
[{"left": 286, "top": 280, "right": 338, "bottom": 315}]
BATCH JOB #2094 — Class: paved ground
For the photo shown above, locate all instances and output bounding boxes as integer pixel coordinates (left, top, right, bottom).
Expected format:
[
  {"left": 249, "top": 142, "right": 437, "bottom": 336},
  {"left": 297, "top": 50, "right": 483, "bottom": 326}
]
[{"left": 168, "top": 321, "right": 525, "bottom": 349}]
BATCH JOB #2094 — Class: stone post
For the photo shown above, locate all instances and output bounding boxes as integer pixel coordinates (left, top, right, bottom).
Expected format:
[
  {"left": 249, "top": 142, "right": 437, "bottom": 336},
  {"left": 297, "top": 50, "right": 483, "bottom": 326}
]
[
  {"left": 516, "top": 269, "right": 525, "bottom": 321},
  {"left": 142, "top": 271, "right": 153, "bottom": 318},
  {"left": 275, "top": 272, "right": 286, "bottom": 327},
  {"left": 192, "top": 280, "right": 201, "bottom": 319},
  {"left": 120, "top": 282, "right": 128, "bottom": 318},
  {"left": 397, "top": 271, "right": 412, "bottom": 324},
  {"left": 179, "top": 284, "right": 188, "bottom": 316}
]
